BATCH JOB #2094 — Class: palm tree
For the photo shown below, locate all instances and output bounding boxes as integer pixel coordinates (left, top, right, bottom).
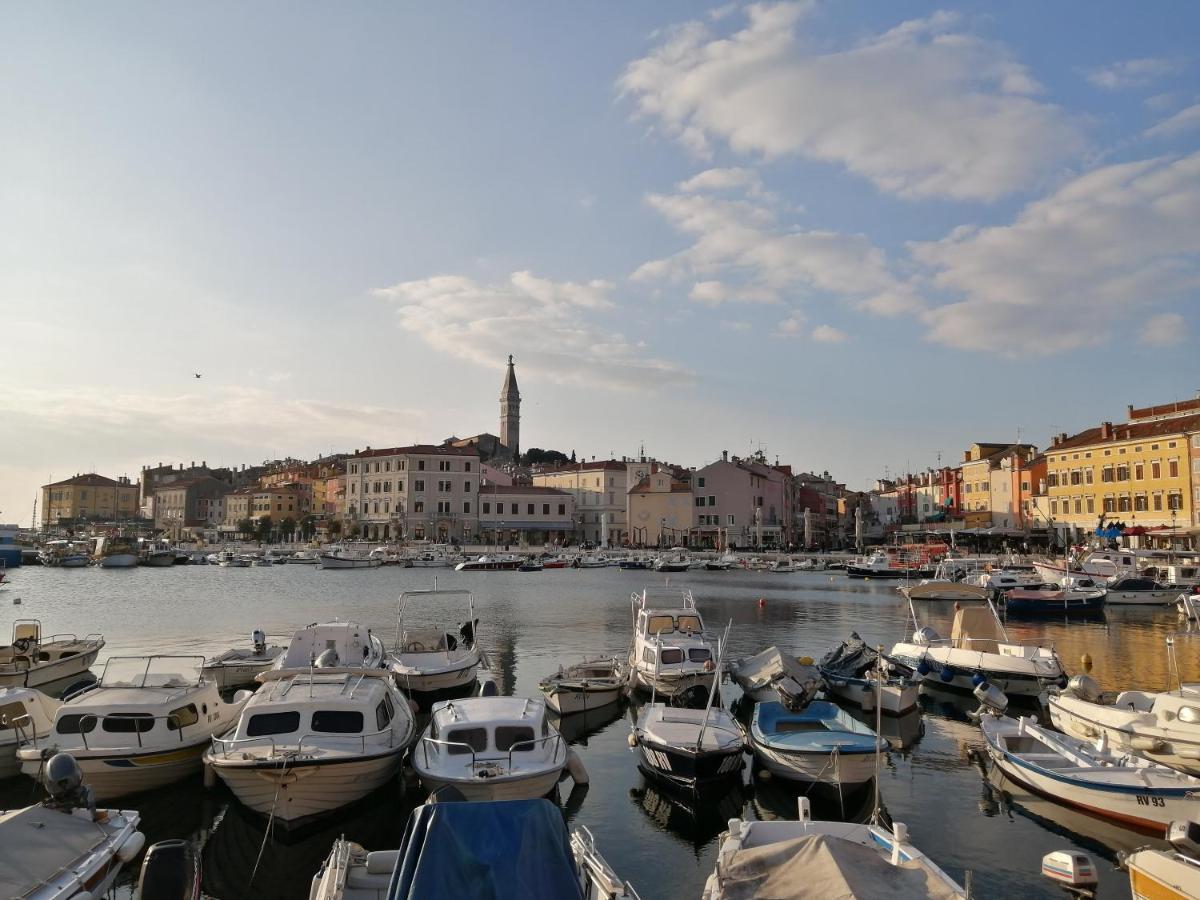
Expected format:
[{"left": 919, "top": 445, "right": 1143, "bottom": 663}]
[{"left": 237, "top": 518, "right": 255, "bottom": 539}]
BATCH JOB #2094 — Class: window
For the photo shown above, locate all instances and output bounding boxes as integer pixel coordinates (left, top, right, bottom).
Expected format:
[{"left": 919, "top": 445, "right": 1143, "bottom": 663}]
[
  {"left": 463, "top": 502, "right": 470, "bottom": 514},
  {"left": 1086, "top": 498, "right": 1094, "bottom": 513},
  {"left": 464, "top": 482, "right": 472, "bottom": 493},
  {"left": 708, "top": 495, "right": 715, "bottom": 506},
  {"left": 439, "top": 460, "right": 450, "bottom": 471},
  {"left": 1046, "top": 473, "right": 1058, "bottom": 487},
  {"left": 350, "top": 464, "right": 358, "bottom": 474},
  {"left": 659, "top": 648, "right": 684, "bottom": 664},
  {"left": 511, "top": 503, "right": 519, "bottom": 515},
  {"left": 385, "top": 461, "right": 391, "bottom": 472},
  {"left": 414, "top": 480, "right": 425, "bottom": 492},
  {"left": 103, "top": 713, "right": 155, "bottom": 734},
  {"left": 482, "top": 502, "right": 491, "bottom": 514},
  {"left": 1135, "top": 495, "right": 1148, "bottom": 512},
  {"left": 437, "top": 501, "right": 451, "bottom": 514},
  {"left": 445, "top": 727, "right": 487, "bottom": 754},
  {"left": 1169, "top": 493, "right": 1183, "bottom": 511},
  {"left": 465, "top": 462, "right": 472, "bottom": 472},
  {"left": 527, "top": 504, "right": 534, "bottom": 515},
  {"left": 56, "top": 714, "right": 97, "bottom": 735},
  {"left": 558, "top": 504, "right": 565, "bottom": 515},
  {"left": 1103, "top": 497, "right": 1115, "bottom": 513},
  {"left": 1152, "top": 461, "right": 1161, "bottom": 479},
  {"left": 1154, "top": 494, "right": 1163, "bottom": 511},
  {"left": 167, "top": 704, "right": 199, "bottom": 730},
  {"left": 1170, "top": 459, "right": 1180, "bottom": 478},
  {"left": 1070, "top": 471, "right": 1081, "bottom": 485},
  {"left": 542, "top": 504, "right": 549, "bottom": 515},
  {"left": 312, "top": 710, "right": 364, "bottom": 733},
  {"left": 1050, "top": 500, "right": 1058, "bottom": 515},
  {"left": 495, "top": 726, "right": 536, "bottom": 752},
  {"left": 688, "top": 648, "right": 712, "bottom": 663},
  {"left": 1085, "top": 468, "right": 1093, "bottom": 484},
  {"left": 695, "top": 497, "right": 706, "bottom": 507},
  {"left": 1074, "top": 500, "right": 1082, "bottom": 514},
  {"left": 1170, "top": 441, "right": 1178, "bottom": 449},
  {"left": 727, "top": 515, "right": 735, "bottom": 525},
  {"left": 418, "top": 461, "right": 425, "bottom": 471},
  {"left": 697, "top": 477, "right": 705, "bottom": 488},
  {"left": 1118, "top": 496, "right": 1131, "bottom": 512},
  {"left": 414, "top": 501, "right": 424, "bottom": 513},
  {"left": 376, "top": 701, "right": 392, "bottom": 730},
  {"left": 1116, "top": 465, "right": 1129, "bottom": 482},
  {"left": 1134, "top": 464, "right": 1143, "bottom": 481}
]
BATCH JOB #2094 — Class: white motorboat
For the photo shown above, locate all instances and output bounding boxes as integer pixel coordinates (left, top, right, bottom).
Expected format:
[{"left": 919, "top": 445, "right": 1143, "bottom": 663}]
[
  {"left": 653, "top": 553, "right": 691, "bottom": 573},
  {"left": 576, "top": 554, "right": 610, "bottom": 569},
  {"left": 410, "top": 697, "right": 581, "bottom": 801},
  {"left": 889, "top": 600, "right": 1066, "bottom": 698},
  {"left": 1124, "top": 821, "right": 1200, "bottom": 900},
  {"left": 627, "top": 589, "right": 716, "bottom": 703},
  {"left": 202, "top": 630, "right": 285, "bottom": 690},
  {"left": 310, "top": 799, "right": 637, "bottom": 900},
  {"left": 1048, "top": 655, "right": 1200, "bottom": 776},
  {"left": 287, "top": 550, "right": 320, "bottom": 564},
  {"left": 93, "top": 536, "right": 137, "bottom": 569},
  {"left": 1106, "top": 575, "right": 1176, "bottom": 606},
  {"left": 0, "top": 687, "right": 61, "bottom": 778},
  {"left": 705, "top": 553, "right": 738, "bottom": 571},
  {"left": 389, "top": 590, "right": 482, "bottom": 697},
  {"left": 205, "top": 669, "right": 415, "bottom": 826},
  {"left": 0, "top": 620, "right": 105, "bottom": 693},
  {"left": 539, "top": 655, "right": 624, "bottom": 714},
  {"left": 18, "top": 656, "right": 247, "bottom": 801},
  {"left": 0, "top": 757, "right": 145, "bottom": 900},
  {"left": 275, "top": 621, "right": 389, "bottom": 672},
  {"left": 730, "top": 647, "right": 822, "bottom": 710},
  {"left": 319, "top": 550, "right": 381, "bottom": 569},
  {"left": 818, "top": 635, "right": 920, "bottom": 715},
  {"left": 750, "top": 700, "right": 883, "bottom": 787},
  {"left": 455, "top": 555, "right": 522, "bottom": 571},
  {"left": 702, "top": 797, "right": 966, "bottom": 899},
  {"left": 216, "top": 551, "right": 250, "bottom": 568},
  {"left": 768, "top": 559, "right": 800, "bottom": 573},
  {"left": 980, "top": 710, "right": 1200, "bottom": 833},
  {"left": 38, "top": 541, "right": 91, "bottom": 569}
]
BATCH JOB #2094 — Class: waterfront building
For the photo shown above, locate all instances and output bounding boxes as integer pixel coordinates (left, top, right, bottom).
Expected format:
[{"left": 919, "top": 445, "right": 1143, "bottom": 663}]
[
  {"left": 41, "top": 474, "right": 140, "bottom": 527},
  {"left": 532, "top": 458, "right": 654, "bottom": 546},
  {"left": 1043, "top": 399, "right": 1200, "bottom": 547},
  {"left": 478, "top": 485, "right": 574, "bottom": 546},
  {"left": 223, "top": 487, "right": 256, "bottom": 534},
  {"left": 958, "top": 443, "right": 1038, "bottom": 525},
  {"left": 690, "top": 451, "right": 790, "bottom": 549},
  {"left": 250, "top": 484, "right": 310, "bottom": 524},
  {"left": 627, "top": 470, "right": 693, "bottom": 547},
  {"left": 154, "top": 476, "right": 231, "bottom": 539},
  {"left": 344, "top": 445, "right": 481, "bottom": 542}
]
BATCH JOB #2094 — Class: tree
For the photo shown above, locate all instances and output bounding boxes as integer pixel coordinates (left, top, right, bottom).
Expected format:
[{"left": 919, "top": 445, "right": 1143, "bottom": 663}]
[
  {"left": 237, "top": 518, "right": 255, "bottom": 539},
  {"left": 256, "top": 515, "right": 273, "bottom": 544},
  {"left": 570, "top": 450, "right": 576, "bottom": 463},
  {"left": 347, "top": 523, "right": 361, "bottom": 539},
  {"left": 522, "top": 448, "right": 570, "bottom": 466},
  {"left": 327, "top": 519, "right": 343, "bottom": 539},
  {"left": 280, "top": 517, "right": 297, "bottom": 541},
  {"left": 299, "top": 515, "right": 317, "bottom": 541}
]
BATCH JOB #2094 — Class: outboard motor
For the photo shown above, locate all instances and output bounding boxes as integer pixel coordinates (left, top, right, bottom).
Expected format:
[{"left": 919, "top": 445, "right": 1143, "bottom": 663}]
[
  {"left": 42, "top": 753, "right": 94, "bottom": 814},
  {"left": 971, "top": 681, "right": 1009, "bottom": 721},
  {"left": 137, "top": 839, "right": 201, "bottom": 900},
  {"left": 314, "top": 649, "right": 340, "bottom": 668},
  {"left": 1064, "top": 674, "right": 1102, "bottom": 703},
  {"left": 1168, "top": 820, "right": 1200, "bottom": 858},
  {"left": 251, "top": 629, "right": 266, "bottom": 656}
]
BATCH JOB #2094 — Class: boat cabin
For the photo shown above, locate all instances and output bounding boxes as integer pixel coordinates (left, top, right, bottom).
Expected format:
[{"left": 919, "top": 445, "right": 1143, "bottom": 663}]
[
  {"left": 224, "top": 674, "right": 400, "bottom": 748},
  {"left": 426, "top": 697, "right": 556, "bottom": 762},
  {"left": 0, "top": 621, "right": 98, "bottom": 671},
  {"left": 278, "top": 622, "right": 382, "bottom": 670}
]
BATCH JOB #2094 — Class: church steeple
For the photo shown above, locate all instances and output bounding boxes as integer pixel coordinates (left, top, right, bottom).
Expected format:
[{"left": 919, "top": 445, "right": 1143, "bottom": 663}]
[{"left": 499, "top": 355, "right": 520, "bottom": 460}]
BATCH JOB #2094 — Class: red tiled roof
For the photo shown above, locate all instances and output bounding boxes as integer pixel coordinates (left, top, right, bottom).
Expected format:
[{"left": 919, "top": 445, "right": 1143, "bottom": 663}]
[
  {"left": 628, "top": 476, "right": 692, "bottom": 494},
  {"left": 44, "top": 473, "right": 126, "bottom": 488},
  {"left": 352, "top": 445, "right": 479, "bottom": 459},
  {"left": 1052, "top": 413, "right": 1200, "bottom": 452},
  {"left": 1130, "top": 397, "right": 1200, "bottom": 421}
]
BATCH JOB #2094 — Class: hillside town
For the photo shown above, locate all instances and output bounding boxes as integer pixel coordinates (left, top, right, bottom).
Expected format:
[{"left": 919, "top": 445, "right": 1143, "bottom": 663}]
[{"left": 28, "top": 357, "right": 1200, "bottom": 555}]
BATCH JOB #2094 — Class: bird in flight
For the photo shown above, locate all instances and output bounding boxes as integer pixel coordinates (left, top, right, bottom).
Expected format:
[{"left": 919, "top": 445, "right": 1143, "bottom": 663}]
[{"left": 194, "top": 373, "right": 202, "bottom": 379}]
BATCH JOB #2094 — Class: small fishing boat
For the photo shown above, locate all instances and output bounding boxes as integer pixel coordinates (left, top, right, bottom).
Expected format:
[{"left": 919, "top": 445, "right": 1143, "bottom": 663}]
[
  {"left": 18, "top": 656, "right": 247, "bottom": 800},
  {"left": 576, "top": 554, "right": 610, "bottom": 569},
  {"left": 890, "top": 599, "right": 1066, "bottom": 698},
  {"left": 705, "top": 554, "right": 738, "bottom": 571},
  {"left": 768, "top": 559, "right": 800, "bottom": 573},
  {"left": 518, "top": 559, "right": 543, "bottom": 572},
  {"left": 318, "top": 550, "right": 381, "bottom": 569},
  {"left": 1106, "top": 575, "right": 1176, "bottom": 606},
  {"left": 750, "top": 700, "right": 884, "bottom": 786},
  {"left": 389, "top": 589, "right": 482, "bottom": 697},
  {"left": 627, "top": 589, "right": 716, "bottom": 703},
  {"left": 310, "top": 799, "right": 637, "bottom": 900},
  {"left": 980, "top": 711, "right": 1200, "bottom": 833},
  {"left": 653, "top": 553, "right": 691, "bottom": 573},
  {"left": 274, "top": 620, "right": 388, "bottom": 672},
  {"left": 205, "top": 669, "right": 415, "bottom": 826},
  {"left": 286, "top": 550, "right": 320, "bottom": 565},
  {"left": 93, "top": 536, "right": 137, "bottom": 569},
  {"left": 702, "top": 796, "right": 966, "bottom": 899},
  {"left": 1001, "top": 576, "right": 1106, "bottom": 616},
  {"left": 455, "top": 555, "right": 522, "bottom": 571},
  {"left": 201, "top": 630, "right": 285, "bottom": 690},
  {"left": 410, "top": 697, "right": 582, "bottom": 801},
  {"left": 539, "top": 655, "right": 624, "bottom": 714},
  {"left": 845, "top": 550, "right": 932, "bottom": 580},
  {"left": 541, "top": 556, "right": 570, "bottom": 569},
  {"left": 0, "top": 687, "right": 61, "bottom": 778},
  {"left": 619, "top": 557, "right": 653, "bottom": 570},
  {"left": 0, "top": 620, "right": 105, "bottom": 693},
  {"left": 0, "top": 755, "right": 146, "bottom": 900},
  {"left": 818, "top": 635, "right": 920, "bottom": 715},
  {"left": 730, "top": 647, "right": 822, "bottom": 710},
  {"left": 631, "top": 626, "right": 745, "bottom": 789},
  {"left": 216, "top": 551, "right": 250, "bottom": 568}
]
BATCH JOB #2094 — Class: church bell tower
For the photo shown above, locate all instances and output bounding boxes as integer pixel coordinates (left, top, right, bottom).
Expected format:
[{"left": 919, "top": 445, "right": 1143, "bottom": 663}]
[{"left": 499, "top": 355, "right": 520, "bottom": 459}]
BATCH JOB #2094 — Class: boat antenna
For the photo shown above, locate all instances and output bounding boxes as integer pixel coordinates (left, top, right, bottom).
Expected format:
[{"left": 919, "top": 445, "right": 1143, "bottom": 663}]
[
  {"left": 696, "top": 620, "right": 732, "bottom": 751},
  {"left": 905, "top": 590, "right": 921, "bottom": 637}
]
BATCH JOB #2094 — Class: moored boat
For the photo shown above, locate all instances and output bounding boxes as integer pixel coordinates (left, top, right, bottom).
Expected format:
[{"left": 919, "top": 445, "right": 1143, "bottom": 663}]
[
  {"left": 818, "top": 635, "right": 920, "bottom": 715},
  {"left": 0, "top": 620, "right": 105, "bottom": 693},
  {"left": 1001, "top": 578, "right": 1107, "bottom": 616},
  {"left": 455, "top": 555, "right": 522, "bottom": 571},
  {"left": 730, "top": 647, "right": 822, "bottom": 710},
  {"left": 750, "top": 700, "right": 883, "bottom": 787},
  {"left": 318, "top": 550, "right": 381, "bottom": 569},
  {"left": 389, "top": 589, "right": 482, "bottom": 697},
  {"left": 627, "top": 589, "right": 716, "bottom": 703},
  {"left": 539, "top": 655, "right": 624, "bottom": 714},
  {"left": 201, "top": 630, "right": 285, "bottom": 690},
  {"left": 0, "top": 687, "right": 61, "bottom": 778}
]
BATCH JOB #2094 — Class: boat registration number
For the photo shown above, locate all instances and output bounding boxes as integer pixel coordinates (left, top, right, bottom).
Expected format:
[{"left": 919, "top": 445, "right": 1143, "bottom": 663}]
[{"left": 1135, "top": 795, "right": 1166, "bottom": 808}]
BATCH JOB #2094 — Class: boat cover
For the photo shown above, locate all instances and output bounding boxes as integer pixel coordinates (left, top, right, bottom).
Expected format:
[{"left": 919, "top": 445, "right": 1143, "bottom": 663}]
[
  {"left": 387, "top": 799, "right": 583, "bottom": 900},
  {"left": 950, "top": 607, "right": 1003, "bottom": 650},
  {"left": 819, "top": 634, "right": 913, "bottom": 679},
  {"left": 0, "top": 805, "right": 113, "bottom": 898},
  {"left": 715, "top": 834, "right": 960, "bottom": 899},
  {"left": 731, "top": 648, "right": 821, "bottom": 710}
]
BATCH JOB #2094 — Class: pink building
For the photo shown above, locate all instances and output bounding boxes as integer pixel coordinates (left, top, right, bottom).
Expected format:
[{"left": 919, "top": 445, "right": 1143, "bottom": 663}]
[{"left": 691, "top": 451, "right": 791, "bottom": 549}]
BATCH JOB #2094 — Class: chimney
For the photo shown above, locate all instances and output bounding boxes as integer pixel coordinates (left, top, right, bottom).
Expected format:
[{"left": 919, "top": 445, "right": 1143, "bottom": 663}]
[
  {"left": 722, "top": 450, "right": 729, "bottom": 462},
  {"left": 1100, "top": 422, "right": 1113, "bottom": 441},
  {"left": 1127, "top": 404, "right": 1135, "bottom": 420}
]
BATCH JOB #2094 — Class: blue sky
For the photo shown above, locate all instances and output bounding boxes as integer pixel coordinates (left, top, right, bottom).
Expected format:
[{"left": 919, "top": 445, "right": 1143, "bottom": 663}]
[{"left": 2, "top": 2, "right": 1198, "bottom": 522}]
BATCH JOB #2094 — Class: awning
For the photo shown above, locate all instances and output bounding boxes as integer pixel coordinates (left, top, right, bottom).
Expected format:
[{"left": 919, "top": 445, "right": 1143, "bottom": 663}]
[{"left": 480, "top": 522, "right": 574, "bottom": 531}]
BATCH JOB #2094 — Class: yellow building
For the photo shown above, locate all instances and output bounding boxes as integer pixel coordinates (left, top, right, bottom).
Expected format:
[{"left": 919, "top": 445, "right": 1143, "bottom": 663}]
[
  {"left": 1044, "top": 402, "right": 1200, "bottom": 544},
  {"left": 41, "top": 474, "right": 140, "bottom": 526},
  {"left": 958, "top": 443, "right": 1037, "bottom": 522},
  {"left": 627, "top": 471, "right": 694, "bottom": 546}
]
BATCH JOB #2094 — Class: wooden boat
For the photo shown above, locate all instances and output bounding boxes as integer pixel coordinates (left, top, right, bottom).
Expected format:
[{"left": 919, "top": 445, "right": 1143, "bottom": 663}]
[
  {"left": 981, "top": 713, "right": 1200, "bottom": 833},
  {"left": 750, "top": 700, "right": 883, "bottom": 786},
  {"left": 539, "top": 656, "right": 624, "bottom": 714},
  {"left": 818, "top": 635, "right": 920, "bottom": 715},
  {"left": 1001, "top": 577, "right": 1106, "bottom": 616},
  {"left": 702, "top": 797, "right": 966, "bottom": 899}
]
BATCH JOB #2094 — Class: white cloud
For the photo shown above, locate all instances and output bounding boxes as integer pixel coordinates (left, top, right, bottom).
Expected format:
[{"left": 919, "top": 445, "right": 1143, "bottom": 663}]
[
  {"left": 1140, "top": 312, "right": 1188, "bottom": 347},
  {"left": 620, "top": 3, "right": 1084, "bottom": 200},
  {"left": 811, "top": 324, "right": 848, "bottom": 343},
  {"left": 678, "top": 167, "right": 767, "bottom": 197},
  {"left": 1085, "top": 57, "right": 1185, "bottom": 89},
  {"left": 1145, "top": 104, "right": 1200, "bottom": 140},
  {"left": 720, "top": 319, "right": 752, "bottom": 331},
  {"left": 775, "top": 313, "right": 807, "bottom": 337},
  {"left": 913, "top": 151, "right": 1200, "bottom": 354},
  {"left": 373, "top": 271, "right": 693, "bottom": 391}
]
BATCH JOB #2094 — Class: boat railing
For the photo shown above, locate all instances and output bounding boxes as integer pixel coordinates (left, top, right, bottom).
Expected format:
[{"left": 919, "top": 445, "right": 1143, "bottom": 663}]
[
  {"left": 417, "top": 732, "right": 565, "bottom": 772},
  {"left": 209, "top": 734, "right": 280, "bottom": 758},
  {"left": 34, "top": 632, "right": 104, "bottom": 646},
  {"left": 297, "top": 725, "right": 397, "bottom": 756},
  {"left": 571, "top": 826, "right": 643, "bottom": 900},
  {"left": 67, "top": 711, "right": 194, "bottom": 751},
  {"left": 5, "top": 711, "right": 39, "bottom": 748}
]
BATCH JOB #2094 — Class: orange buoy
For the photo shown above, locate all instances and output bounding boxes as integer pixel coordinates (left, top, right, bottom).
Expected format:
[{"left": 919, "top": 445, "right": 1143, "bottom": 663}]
[{"left": 758, "top": 597, "right": 766, "bottom": 608}]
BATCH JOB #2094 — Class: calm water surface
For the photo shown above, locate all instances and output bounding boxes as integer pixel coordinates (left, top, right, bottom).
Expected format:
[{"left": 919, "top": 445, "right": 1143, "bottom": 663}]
[{"left": 2, "top": 565, "right": 1193, "bottom": 899}]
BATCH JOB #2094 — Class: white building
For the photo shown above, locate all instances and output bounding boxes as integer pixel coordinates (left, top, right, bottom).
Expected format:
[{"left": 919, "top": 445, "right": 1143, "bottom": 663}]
[{"left": 478, "top": 485, "right": 575, "bottom": 546}]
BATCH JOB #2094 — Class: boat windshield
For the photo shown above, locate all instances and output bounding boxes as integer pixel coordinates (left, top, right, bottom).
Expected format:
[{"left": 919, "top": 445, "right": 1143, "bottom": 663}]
[
  {"left": 101, "top": 656, "right": 204, "bottom": 689},
  {"left": 647, "top": 615, "right": 675, "bottom": 634},
  {"left": 677, "top": 615, "right": 702, "bottom": 634},
  {"left": 688, "top": 648, "right": 711, "bottom": 663}
]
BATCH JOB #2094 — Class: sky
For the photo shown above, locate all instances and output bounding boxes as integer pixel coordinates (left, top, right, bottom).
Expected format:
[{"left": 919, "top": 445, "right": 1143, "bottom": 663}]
[{"left": 2, "top": 2, "right": 1199, "bottom": 524}]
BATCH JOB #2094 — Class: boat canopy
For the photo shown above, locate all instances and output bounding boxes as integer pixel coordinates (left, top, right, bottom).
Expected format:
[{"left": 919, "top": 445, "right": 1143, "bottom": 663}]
[
  {"left": 950, "top": 607, "right": 1004, "bottom": 650},
  {"left": 714, "top": 833, "right": 961, "bottom": 900},
  {"left": 386, "top": 799, "right": 582, "bottom": 900},
  {"left": 819, "top": 635, "right": 912, "bottom": 679},
  {"left": 0, "top": 806, "right": 118, "bottom": 898}
]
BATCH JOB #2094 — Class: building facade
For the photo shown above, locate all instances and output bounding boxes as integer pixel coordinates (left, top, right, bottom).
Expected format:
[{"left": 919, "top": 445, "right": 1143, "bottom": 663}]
[
  {"left": 499, "top": 355, "right": 521, "bottom": 460},
  {"left": 41, "top": 474, "right": 140, "bottom": 527},
  {"left": 344, "top": 445, "right": 481, "bottom": 542},
  {"left": 628, "top": 471, "right": 694, "bottom": 547},
  {"left": 478, "top": 485, "right": 574, "bottom": 546},
  {"left": 691, "top": 452, "right": 789, "bottom": 548},
  {"left": 153, "top": 476, "right": 231, "bottom": 538},
  {"left": 532, "top": 458, "right": 655, "bottom": 545}
]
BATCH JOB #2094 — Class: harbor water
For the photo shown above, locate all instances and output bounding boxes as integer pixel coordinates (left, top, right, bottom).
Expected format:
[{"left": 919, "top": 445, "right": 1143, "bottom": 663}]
[{"left": 1, "top": 564, "right": 1188, "bottom": 899}]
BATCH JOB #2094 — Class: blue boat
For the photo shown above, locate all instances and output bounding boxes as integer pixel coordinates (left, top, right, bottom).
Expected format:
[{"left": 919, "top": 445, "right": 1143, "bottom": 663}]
[
  {"left": 0, "top": 525, "right": 22, "bottom": 569},
  {"left": 750, "top": 700, "right": 884, "bottom": 786},
  {"left": 1002, "top": 585, "right": 1106, "bottom": 617}
]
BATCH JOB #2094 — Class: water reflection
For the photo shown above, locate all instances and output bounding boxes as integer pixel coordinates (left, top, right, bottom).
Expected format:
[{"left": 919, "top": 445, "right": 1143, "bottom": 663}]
[
  {"left": 749, "top": 769, "right": 875, "bottom": 824},
  {"left": 629, "top": 774, "right": 746, "bottom": 851},
  {"left": 550, "top": 702, "right": 625, "bottom": 745},
  {"left": 844, "top": 705, "right": 925, "bottom": 753}
]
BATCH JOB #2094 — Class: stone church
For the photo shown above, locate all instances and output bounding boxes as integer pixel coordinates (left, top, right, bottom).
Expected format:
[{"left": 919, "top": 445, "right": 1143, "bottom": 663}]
[{"left": 444, "top": 355, "right": 521, "bottom": 463}]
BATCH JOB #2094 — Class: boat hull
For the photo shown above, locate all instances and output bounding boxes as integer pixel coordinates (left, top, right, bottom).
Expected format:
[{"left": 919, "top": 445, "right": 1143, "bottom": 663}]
[
  {"left": 1049, "top": 697, "right": 1200, "bottom": 776},
  {"left": 393, "top": 661, "right": 479, "bottom": 695},
  {"left": 901, "top": 582, "right": 992, "bottom": 602},
  {"left": 630, "top": 668, "right": 716, "bottom": 701},
  {"left": 822, "top": 677, "right": 920, "bottom": 716},
  {"left": 751, "top": 741, "right": 876, "bottom": 786},
  {"left": 21, "top": 742, "right": 208, "bottom": 801},
  {"left": 208, "top": 751, "right": 402, "bottom": 825},
  {"left": 99, "top": 554, "right": 138, "bottom": 568},
  {"left": 890, "top": 644, "right": 1065, "bottom": 698},
  {"left": 202, "top": 661, "right": 276, "bottom": 691},
  {"left": 139, "top": 554, "right": 176, "bottom": 568},
  {"left": 411, "top": 764, "right": 563, "bottom": 802},
  {"left": 1126, "top": 849, "right": 1200, "bottom": 900},
  {"left": 542, "top": 683, "right": 622, "bottom": 715},
  {"left": 635, "top": 737, "right": 744, "bottom": 788},
  {"left": 318, "top": 555, "right": 381, "bottom": 569},
  {"left": 1107, "top": 590, "right": 1175, "bottom": 606},
  {"left": 0, "top": 646, "right": 102, "bottom": 692}
]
